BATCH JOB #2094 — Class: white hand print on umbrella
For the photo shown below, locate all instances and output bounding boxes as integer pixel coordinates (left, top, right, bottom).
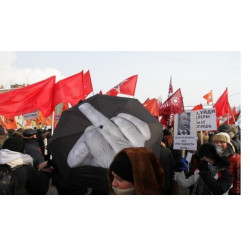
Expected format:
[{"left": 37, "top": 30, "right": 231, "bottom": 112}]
[{"left": 67, "top": 103, "right": 151, "bottom": 168}]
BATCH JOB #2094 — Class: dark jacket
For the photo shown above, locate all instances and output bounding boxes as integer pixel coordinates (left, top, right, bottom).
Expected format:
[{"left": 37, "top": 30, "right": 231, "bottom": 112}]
[
  {"left": 23, "top": 139, "right": 45, "bottom": 168},
  {"left": 159, "top": 147, "right": 174, "bottom": 194},
  {"left": 196, "top": 158, "right": 233, "bottom": 195}
]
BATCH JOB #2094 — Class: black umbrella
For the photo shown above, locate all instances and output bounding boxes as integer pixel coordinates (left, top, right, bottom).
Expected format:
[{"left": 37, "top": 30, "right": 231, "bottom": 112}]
[{"left": 48, "top": 94, "right": 163, "bottom": 179}]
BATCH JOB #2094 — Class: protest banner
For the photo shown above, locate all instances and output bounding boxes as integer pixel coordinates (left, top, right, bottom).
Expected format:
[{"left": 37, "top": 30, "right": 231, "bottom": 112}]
[
  {"left": 196, "top": 108, "right": 217, "bottom": 131},
  {"left": 173, "top": 111, "right": 197, "bottom": 151}
]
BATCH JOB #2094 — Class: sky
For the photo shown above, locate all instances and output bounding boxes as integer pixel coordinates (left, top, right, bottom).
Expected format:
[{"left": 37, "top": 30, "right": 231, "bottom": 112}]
[
  {"left": 1, "top": 1, "right": 249, "bottom": 249},
  {"left": 0, "top": 51, "right": 240, "bottom": 108}
]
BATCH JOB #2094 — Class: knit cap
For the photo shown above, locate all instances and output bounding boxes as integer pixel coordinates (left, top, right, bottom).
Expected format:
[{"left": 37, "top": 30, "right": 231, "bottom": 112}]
[{"left": 110, "top": 153, "right": 134, "bottom": 183}]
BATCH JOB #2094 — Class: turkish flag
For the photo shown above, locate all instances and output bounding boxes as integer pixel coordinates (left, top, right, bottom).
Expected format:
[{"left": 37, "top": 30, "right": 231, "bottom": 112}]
[
  {"left": 159, "top": 88, "right": 184, "bottom": 116},
  {"left": 213, "top": 88, "right": 231, "bottom": 117},
  {"left": 0, "top": 76, "right": 55, "bottom": 117},
  {"left": 83, "top": 70, "right": 93, "bottom": 98},
  {"left": 203, "top": 90, "right": 213, "bottom": 104},
  {"left": 143, "top": 98, "right": 159, "bottom": 117},
  {"left": 53, "top": 71, "right": 84, "bottom": 107},
  {"left": 106, "top": 75, "right": 138, "bottom": 96}
]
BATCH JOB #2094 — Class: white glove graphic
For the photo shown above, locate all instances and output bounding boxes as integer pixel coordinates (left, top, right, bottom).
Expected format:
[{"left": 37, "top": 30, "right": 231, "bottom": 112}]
[{"left": 67, "top": 103, "right": 151, "bottom": 168}]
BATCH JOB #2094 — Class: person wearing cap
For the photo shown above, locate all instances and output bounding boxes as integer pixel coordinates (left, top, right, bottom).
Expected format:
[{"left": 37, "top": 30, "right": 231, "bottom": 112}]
[
  {"left": 0, "top": 137, "right": 51, "bottom": 194},
  {"left": 174, "top": 143, "right": 233, "bottom": 195},
  {"left": 22, "top": 128, "right": 49, "bottom": 171},
  {"left": 213, "top": 132, "right": 241, "bottom": 195},
  {"left": 109, "top": 147, "right": 165, "bottom": 195},
  {"left": 217, "top": 124, "right": 241, "bottom": 154}
]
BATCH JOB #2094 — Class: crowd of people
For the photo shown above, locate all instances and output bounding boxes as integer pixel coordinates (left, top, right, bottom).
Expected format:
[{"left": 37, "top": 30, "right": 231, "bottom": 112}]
[{"left": 0, "top": 122, "right": 241, "bottom": 195}]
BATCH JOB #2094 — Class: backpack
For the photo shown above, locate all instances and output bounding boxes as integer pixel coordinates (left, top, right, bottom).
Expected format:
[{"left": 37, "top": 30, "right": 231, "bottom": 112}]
[{"left": 0, "top": 164, "right": 19, "bottom": 195}]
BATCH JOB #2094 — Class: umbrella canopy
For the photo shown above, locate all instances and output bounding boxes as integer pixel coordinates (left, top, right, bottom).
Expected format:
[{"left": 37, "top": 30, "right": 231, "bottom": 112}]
[{"left": 48, "top": 94, "right": 163, "bottom": 179}]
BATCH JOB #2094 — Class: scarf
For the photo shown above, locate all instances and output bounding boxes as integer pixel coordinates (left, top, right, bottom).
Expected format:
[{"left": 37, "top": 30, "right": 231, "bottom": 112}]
[{"left": 112, "top": 186, "right": 136, "bottom": 195}]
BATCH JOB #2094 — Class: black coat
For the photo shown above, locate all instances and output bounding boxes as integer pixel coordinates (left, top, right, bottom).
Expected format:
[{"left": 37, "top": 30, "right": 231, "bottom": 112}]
[{"left": 24, "top": 139, "right": 45, "bottom": 168}]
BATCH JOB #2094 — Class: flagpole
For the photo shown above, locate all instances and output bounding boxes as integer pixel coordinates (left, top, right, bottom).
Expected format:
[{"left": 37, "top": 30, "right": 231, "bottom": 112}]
[{"left": 51, "top": 111, "right": 55, "bottom": 135}]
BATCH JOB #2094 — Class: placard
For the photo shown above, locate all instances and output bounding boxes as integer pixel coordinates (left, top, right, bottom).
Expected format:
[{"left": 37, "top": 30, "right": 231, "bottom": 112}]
[
  {"left": 196, "top": 108, "right": 217, "bottom": 131},
  {"left": 173, "top": 111, "right": 197, "bottom": 151},
  {"left": 23, "top": 111, "right": 38, "bottom": 120}
]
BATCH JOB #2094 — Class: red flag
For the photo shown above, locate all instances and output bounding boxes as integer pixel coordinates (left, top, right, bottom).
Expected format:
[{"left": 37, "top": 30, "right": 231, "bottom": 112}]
[
  {"left": 106, "top": 75, "right": 138, "bottom": 96},
  {"left": 203, "top": 90, "right": 213, "bottom": 104},
  {"left": 160, "top": 88, "right": 184, "bottom": 116},
  {"left": 143, "top": 98, "right": 159, "bottom": 117},
  {"left": 53, "top": 71, "right": 84, "bottom": 107},
  {"left": 83, "top": 70, "right": 93, "bottom": 98},
  {"left": 192, "top": 104, "right": 203, "bottom": 111},
  {"left": 213, "top": 88, "right": 231, "bottom": 117},
  {"left": 168, "top": 76, "right": 173, "bottom": 98},
  {"left": 231, "top": 106, "right": 237, "bottom": 116},
  {"left": 0, "top": 76, "right": 55, "bottom": 117},
  {"left": 160, "top": 89, "right": 184, "bottom": 128}
]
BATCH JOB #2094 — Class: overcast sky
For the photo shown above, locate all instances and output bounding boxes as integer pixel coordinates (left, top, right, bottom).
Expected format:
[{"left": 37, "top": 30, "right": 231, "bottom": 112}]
[{"left": 0, "top": 51, "right": 240, "bottom": 108}]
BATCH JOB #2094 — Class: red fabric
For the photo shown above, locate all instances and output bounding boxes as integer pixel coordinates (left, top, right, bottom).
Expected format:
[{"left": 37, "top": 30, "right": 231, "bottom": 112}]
[
  {"left": 192, "top": 104, "right": 204, "bottom": 111},
  {"left": 213, "top": 88, "right": 231, "bottom": 117},
  {"left": 106, "top": 75, "right": 138, "bottom": 96},
  {"left": 0, "top": 76, "right": 55, "bottom": 117},
  {"left": 203, "top": 90, "right": 213, "bottom": 104},
  {"left": 83, "top": 70, "right": 93, "bottom": 98},
  {"left": 159, "top": 88, "right": 184, "bottom": 116},
  {"left": 231, "top": 106, "right": 237, "bottom": 116},
  {"left": 143, "top": 98, "right": 159, "bottom": 117},
  {"left": 160, "top": 113, "right": 175, "bottom": 127},
  {"left": 228, "top": 153, "right": 241, "bottom": 194},
  {"left": 62, "top": 102, "right": 69, "bottom": 111},
  {"left": 53, "top": 71, "right": 84, "bottom": 107}
]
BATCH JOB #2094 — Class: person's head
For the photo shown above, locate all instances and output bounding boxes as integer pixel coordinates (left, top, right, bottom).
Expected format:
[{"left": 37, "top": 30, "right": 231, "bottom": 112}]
[
  {"left": 110, "top": 153, "right": 135, "bottom": 194},
  {"left": 109, "top": 147, "right": 165, "bottom": 195},
  {"left": 198, "top": 143, "right": 221, "bottom": 165},
  {"left": 22, "top": 129, "right": 37, "bottom": 139},
  {"left": 0, "top": 125, "right": 7, "bottom": 136},
  {"left": 213, "top": 132, "right": 235, "bottom": 152},
  {"left": 178, "top": 113, "right": 190, "bottom": 130},
  {"left": 2, "top": 137, "right": 25, "bottom": 153}
]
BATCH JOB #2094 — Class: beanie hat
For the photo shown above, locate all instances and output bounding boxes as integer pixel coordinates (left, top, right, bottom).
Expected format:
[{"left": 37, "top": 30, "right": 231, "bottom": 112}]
[
  {"left": 198, "top": 143, "right": 220, "bottom": 160},
  {"left": 213, "top": 132, "right": 235, "bottom": 152},
  {"left": 110, "top": 153, "right": 134, "bottom": 183},
  {"left": 2, "top": 137, "right": 25, "bottom": 153}
]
